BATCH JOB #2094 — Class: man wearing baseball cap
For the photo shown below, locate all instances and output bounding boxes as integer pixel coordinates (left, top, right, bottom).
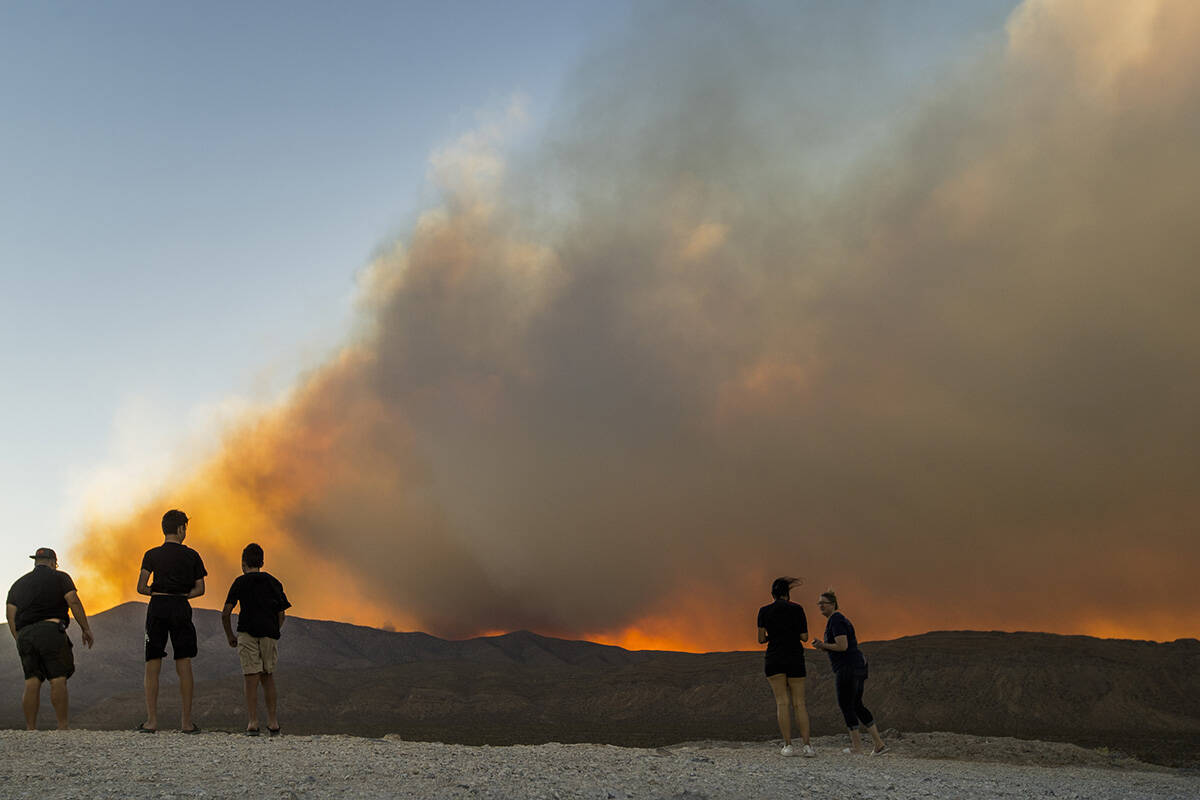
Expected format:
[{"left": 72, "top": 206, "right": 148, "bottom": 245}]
[{"left": 5, "top": 547, "right": 95, "bottom": 730}]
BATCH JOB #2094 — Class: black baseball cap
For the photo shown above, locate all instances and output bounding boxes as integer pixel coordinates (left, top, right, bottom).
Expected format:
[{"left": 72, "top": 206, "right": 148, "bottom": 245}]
[{"left": 30, "top": 547, "right": 57, "bottom": 560}]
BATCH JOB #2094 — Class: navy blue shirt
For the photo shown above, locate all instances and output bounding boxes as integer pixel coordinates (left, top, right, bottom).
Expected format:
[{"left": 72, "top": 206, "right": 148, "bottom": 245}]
[
  {"left": 757, "top": 599, "right": 808, "bottom": 658},
  {"left": 823, "top": 611, "right": 866, "bottom": 673}
]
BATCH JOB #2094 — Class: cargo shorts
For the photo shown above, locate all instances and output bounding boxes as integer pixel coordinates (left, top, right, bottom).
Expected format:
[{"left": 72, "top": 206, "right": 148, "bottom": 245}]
[
  {"left": 17, "top": 620, "right": 75, "bottom": 681},
  {"left": 237, "top": 632, "right": 279, "bottom": 675}
]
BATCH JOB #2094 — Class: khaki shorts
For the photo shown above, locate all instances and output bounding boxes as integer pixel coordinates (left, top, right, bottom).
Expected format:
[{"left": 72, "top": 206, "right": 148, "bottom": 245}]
[{"left": 237, "top": 632, "right": 279, "bottom": 675}]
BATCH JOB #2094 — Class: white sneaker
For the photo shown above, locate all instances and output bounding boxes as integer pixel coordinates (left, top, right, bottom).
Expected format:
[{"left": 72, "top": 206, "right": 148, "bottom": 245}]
[
  {"left": 780, "top": 745, "right": 795, "bottom": 756},
  {"left": 802, "top": 744, "right": 816, "bottom": 757}
]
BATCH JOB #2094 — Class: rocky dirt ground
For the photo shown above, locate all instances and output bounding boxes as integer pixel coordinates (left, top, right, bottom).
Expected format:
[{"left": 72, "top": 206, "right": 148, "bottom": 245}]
[{"left": 0, "top": 729, "right": 1195, "bottom": 799}]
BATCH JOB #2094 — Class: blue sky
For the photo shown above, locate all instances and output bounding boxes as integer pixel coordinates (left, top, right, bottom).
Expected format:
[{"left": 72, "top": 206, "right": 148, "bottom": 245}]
[
  {"left": 1, "top": 1, "right": 632, "bottom": 593},
  {"left": 1, "top": 1, "right": 1018, "bottom": 604}
]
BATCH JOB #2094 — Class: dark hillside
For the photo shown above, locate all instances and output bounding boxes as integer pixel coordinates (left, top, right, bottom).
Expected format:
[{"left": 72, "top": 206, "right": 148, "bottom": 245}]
[{"left": 2, "top": 605, "right": 1196, "bottom": 766}]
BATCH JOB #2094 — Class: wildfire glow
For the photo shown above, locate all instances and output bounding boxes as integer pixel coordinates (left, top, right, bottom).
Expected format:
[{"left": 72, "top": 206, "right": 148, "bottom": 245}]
[{"left": 66, "top": 0, "right": 1200, "bottom": 652}]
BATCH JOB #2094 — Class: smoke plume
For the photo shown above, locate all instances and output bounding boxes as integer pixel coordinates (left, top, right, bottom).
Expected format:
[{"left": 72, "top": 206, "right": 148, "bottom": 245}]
[{"left": 74, "top": 0, "right": 1200, "bottom": 649}]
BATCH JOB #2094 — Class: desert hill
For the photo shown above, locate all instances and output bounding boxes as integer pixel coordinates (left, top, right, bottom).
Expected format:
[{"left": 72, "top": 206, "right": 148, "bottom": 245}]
[{"left": 2, "top": 603, "right": 1197, "bottom": 767}]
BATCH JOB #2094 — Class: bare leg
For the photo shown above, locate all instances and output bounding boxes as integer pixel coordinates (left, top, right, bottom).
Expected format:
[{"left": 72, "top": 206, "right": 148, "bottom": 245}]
[
  {"left": 786, "top": 676, "right": 810, "bottom": 746},
  {"left": 243, "top": 673, "right": 261, "bottom": 730},
  {"left": 261, "top": 672, "right": 278, "bottom": 730},
  {"left": 766, "top": 673, "right": 793, "bottom": 746},
  {"left": 866, "top": 723, "right": 885, "bottom": 752},
  {"left": 144, "top": 659, "right": 162, "bottom": 730},
  {"left": 175, "top": 658, "right": 195, "bottom": 731},
  {"left": 848, "top": 727, "right": 864, "bottom": 754},
  {"left": 49, "top": 677, "right": 69, "bottom": 730},
  {"left": 22, "top": 678, "right": 41, "bottom": 730}
]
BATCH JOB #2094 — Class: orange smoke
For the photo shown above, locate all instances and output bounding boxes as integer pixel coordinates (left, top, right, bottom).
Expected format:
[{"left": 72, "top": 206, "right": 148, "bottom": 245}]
[
  {"left": 72, "top": 349, "right": 413, "bottom": 630},
  {"left": 68, "top": 0, "right": 1200, "bottom": 651}
]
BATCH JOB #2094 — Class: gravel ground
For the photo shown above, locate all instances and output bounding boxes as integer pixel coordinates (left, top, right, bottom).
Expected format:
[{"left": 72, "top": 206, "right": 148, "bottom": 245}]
[{"left": 0, "top": 730, "right": 1195, "bottom": 800}]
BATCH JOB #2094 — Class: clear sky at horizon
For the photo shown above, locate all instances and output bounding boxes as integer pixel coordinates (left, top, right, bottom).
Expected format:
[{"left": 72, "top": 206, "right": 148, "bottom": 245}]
[{"left": 1, "top": 1, "right": 1025, "bottom": 628}]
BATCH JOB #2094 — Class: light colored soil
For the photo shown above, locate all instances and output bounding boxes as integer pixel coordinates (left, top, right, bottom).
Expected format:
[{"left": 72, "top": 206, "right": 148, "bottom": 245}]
[{"left": 0, "top": 730, "right": 1195, "bottom": 800}]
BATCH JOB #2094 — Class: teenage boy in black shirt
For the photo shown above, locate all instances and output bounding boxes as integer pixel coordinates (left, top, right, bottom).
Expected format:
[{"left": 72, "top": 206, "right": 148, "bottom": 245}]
[
  {"left": 5, "top": 547, "right": 95, "bottom": 729},
  {"left": 136, "top": 508, "right": 207, "bottom": 733},
  {"left": 222, "top": 542, "right": 290, "bottom": 736}
]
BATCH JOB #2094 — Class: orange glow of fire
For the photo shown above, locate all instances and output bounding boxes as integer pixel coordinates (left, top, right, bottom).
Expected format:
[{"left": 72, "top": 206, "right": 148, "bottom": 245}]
[
  {"left": 65, "top": 344, "right": 1198, "bottom": 651},
  {"left": 68, "top": 350, "right": 418, "bottom": 629}
]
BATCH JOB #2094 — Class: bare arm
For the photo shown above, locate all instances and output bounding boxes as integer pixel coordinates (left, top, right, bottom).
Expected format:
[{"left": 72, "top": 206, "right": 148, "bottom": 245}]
[
  {"left": 221, "top": 603, "right": 237, "bottom": 647},
  {"left": 64, "top": 590, "right": 94, "bottom": 648},
  {"left": 757, "top": 626, "right": 768, "bottom": 645},
  {"left": 137, "top": 569, "right": 152, "bottom": 597},
  {"left": 278, "top": 610, "right": 286, "bottom": 630},
  {"left": 187, "top": 577, "right": 205, "bottom": 599},
  {"left": 814, "top": 634, "right": 849, "bottom": 652},
  {"left": 5, "top": 604, "right": 16, "bottom": 640}
]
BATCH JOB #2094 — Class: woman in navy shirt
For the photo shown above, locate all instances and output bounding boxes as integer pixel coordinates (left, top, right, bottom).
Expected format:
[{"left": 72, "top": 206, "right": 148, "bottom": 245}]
[
  {"left": 811, "top": 590, "right": 887, "bottom": 755},
  {"left": 756, "top": 577, "right": 814, "bottom": 757}
]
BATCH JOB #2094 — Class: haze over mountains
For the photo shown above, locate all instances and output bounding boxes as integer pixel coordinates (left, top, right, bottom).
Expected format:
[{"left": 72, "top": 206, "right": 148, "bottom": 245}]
[{"left": 2, "top": 603, "right": 1197, "bottom": 767}]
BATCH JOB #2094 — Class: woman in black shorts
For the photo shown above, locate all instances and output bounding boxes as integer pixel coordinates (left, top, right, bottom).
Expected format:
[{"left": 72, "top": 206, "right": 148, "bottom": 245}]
[
  {"left": 812, "top": 590, "right": 887, "bottom": 755},
  {"left": 756, "top": 577, "right": 814, "bottom": 757}
]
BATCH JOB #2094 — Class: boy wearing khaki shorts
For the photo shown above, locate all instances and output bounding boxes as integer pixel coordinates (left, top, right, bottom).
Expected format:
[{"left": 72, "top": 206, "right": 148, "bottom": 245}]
[{"left": 221, "top": 543, "right": 291, "bottom": 736}]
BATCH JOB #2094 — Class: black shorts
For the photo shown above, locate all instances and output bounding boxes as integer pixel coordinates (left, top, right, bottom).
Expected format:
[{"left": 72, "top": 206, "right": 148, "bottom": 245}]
[
  {"left": 764, "top": 652, "right": 806, "bottom": 678},
  {"left": 145, "top": 596, "right": 197, "bottom": 661},
  {"left": 17, "top": 620, "right": 75, "bottom": 681}
]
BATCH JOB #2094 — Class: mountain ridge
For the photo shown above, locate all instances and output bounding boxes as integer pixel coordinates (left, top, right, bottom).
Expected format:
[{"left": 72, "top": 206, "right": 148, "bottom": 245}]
[{"left": 2, "top": 603, "right": 1197, "bottom": 767}]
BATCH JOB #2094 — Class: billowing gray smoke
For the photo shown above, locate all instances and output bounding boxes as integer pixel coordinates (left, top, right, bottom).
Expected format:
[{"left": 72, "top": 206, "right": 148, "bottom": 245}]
[{"left": 77, "top": 0, "right": 1200, "bottom": 647}]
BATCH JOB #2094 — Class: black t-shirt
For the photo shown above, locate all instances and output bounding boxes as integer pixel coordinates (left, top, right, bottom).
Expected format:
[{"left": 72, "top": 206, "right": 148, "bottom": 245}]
[
  {"left": 225, "top": 571, "right": 291, "bottom": 639},
  {"left": 823, "top": 611, "right": 866, "bottom": 672},
  {"left": 757, "top": 599, "right": 808, "bottom": 657},
  {"left": 141, "top": 542, "right": 207, "bottom": 595},
  {"left": 6, "top": 566, "right": 76, "bottom": 631}
]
